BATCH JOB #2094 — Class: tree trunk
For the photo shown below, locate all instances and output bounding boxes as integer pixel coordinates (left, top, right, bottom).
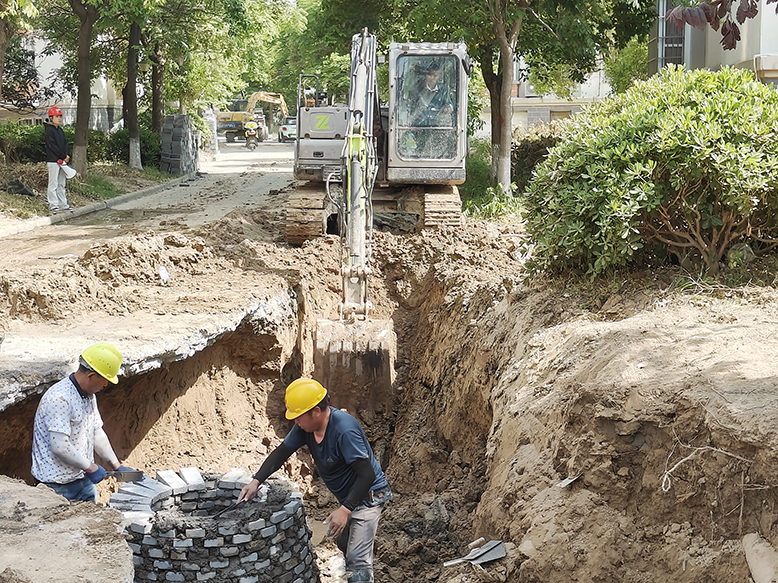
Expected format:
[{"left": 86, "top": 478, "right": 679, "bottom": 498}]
[
  {"left": 496, "top": 42, "right": 515, "bottom": 193},
  {"left": 126, "top": 21, "right": 142, "bottom": 170},
  {"left": 151, "top": 43, "right": 164, "bottom": 134},
  {"left": 479, "top": 53, "right": 502, "bottom": 184},
  {"left": 70, "top": 0, "right": 100, "bottom": 177},
  {"left": 0, "top": 17, "right": 14, "bottom": 102}
]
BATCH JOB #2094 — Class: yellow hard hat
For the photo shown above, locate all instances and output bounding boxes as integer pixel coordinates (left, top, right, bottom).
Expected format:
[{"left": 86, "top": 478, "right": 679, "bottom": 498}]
[
  {"left": 285, "top": 378, "right": 327, "bottom": 419},
  {"left": 80, "top": 342, "right": 122, "bottom": 384}
]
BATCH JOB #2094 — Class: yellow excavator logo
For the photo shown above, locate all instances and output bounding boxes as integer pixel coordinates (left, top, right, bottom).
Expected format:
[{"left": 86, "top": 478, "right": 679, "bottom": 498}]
[{"left": 315, "top": 115, "right": 330, "bottom": 130}]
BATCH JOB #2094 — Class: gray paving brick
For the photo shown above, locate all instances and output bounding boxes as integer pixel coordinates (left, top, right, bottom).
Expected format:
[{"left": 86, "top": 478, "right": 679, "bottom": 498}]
[
  {"left": 240, "top": 552, "right": 258, "bottom": 563},
  {"left": 186, "top": 528, "right": 206, "bottom": 538},
  {"left": 156, "top": 470, "right": 188, "bottom": 494},
  {"left": 128, "top": 518, "right": 152, "bottom": 534},
  {"left": 179, "top": 467, "right": 206, "bottom": 491}
]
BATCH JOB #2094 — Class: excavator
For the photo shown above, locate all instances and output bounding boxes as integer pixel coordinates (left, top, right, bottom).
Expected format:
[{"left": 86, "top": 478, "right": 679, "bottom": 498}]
[
  {"left": 299, "top": 30, "right": 472, "bottom": 419},
  {"left": 217, "top": 91, "right": 289, "bottom": 143}
]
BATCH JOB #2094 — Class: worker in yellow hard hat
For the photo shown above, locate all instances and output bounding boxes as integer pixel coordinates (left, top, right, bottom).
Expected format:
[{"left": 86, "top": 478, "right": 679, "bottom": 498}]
[
  {"left": 239, "top": 378, "right": 392, "bottom": 583},
  {"left": 31, "top": 342, "right": 137, "bottom": 503}
]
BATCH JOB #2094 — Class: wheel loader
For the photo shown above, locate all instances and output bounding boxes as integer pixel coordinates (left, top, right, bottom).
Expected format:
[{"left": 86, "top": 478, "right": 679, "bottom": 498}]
[{"left": 294, "top": 30, "right": 472, "bottom": 419}]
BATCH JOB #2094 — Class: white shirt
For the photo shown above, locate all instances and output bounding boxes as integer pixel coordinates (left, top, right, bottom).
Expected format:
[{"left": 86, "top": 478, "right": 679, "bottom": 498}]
[{"left": 31, "top": 376, "right": 103, "bottom": 484}]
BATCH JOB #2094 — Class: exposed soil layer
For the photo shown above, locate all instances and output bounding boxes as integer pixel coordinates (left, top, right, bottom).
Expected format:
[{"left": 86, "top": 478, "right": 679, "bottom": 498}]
[{"left": 2, "top": 147, "right": 778, "bottom": 582}]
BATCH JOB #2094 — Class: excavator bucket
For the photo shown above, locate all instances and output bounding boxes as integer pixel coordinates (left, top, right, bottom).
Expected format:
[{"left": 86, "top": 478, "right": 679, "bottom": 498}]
[{"left": 314, "top": 318, "right": 396, "bottom": 423}]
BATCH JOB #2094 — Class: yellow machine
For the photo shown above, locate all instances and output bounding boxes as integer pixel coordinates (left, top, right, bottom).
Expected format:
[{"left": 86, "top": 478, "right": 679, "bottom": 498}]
[{"left": 217, "top": 91, "right": 289, "bottom": 143}]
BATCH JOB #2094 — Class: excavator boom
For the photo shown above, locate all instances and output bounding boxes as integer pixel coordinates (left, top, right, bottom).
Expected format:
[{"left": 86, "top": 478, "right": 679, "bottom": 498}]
[{"left": 313, "top": 30, "right": 396, "bottom": 421}]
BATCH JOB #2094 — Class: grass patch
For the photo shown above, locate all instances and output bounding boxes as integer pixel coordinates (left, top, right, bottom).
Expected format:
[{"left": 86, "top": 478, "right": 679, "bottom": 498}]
[
  {"left": 462, "top": 138, "right": 522, "bottom": 220},
  {"left": 0, "top": 161, "right": 175, "bottom": 219},
  {"left": 69, "top": 174, "right": 123, "bottom": 201}
]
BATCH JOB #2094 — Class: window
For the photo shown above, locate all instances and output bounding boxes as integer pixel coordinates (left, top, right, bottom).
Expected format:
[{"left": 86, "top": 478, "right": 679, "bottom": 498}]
[{"left": 395, "top": 55, "right": 458, "bottom": 160}]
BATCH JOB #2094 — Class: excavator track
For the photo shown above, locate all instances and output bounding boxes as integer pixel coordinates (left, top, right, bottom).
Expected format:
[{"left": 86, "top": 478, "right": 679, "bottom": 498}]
[
  {"left": 422, "top": 185, "right": 462, "bottom": 228},
  {"left": 285, "top": 183, "right": 462, "bottom": 245},
  {"left": 284, "top": 183, "right": 334, "bottom": 246}
]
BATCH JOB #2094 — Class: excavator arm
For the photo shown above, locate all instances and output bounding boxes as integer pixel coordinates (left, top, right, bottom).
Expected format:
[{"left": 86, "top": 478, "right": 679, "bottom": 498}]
[
  {"left": 341, "top": 29, "right": 378, "bottom": 319},
  {"left": 246, "top": 91, "right": 289, "bottom": 118}
]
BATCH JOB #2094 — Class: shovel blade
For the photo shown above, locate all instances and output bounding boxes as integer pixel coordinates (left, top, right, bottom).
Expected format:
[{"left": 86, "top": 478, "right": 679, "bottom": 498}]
[{"left": 314, "top": 318, "right": 396, "bottom": 422}]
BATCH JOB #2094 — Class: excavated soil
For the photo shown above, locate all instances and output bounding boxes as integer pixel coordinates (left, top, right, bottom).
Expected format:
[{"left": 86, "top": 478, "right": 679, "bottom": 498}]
[{"left": 2, "top": 143, "right": 778, "bottom": 582}]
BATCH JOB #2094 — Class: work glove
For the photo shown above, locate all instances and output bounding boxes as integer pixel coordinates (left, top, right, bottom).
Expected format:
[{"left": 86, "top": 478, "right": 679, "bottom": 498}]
[
  {"left": 86, "top": 465, "right": 107, "bottom": 484},
  {"left": 57, "top": 159, "right": 63, "bottom": 165},
  {"left": 116, "top": 464, "right": 137, "bottom": 473}
]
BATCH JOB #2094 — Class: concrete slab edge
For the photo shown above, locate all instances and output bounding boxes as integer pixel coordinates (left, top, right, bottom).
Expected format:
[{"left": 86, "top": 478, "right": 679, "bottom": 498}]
[{"left": 0, "top": 171, "right": 196, "bottom": 240}]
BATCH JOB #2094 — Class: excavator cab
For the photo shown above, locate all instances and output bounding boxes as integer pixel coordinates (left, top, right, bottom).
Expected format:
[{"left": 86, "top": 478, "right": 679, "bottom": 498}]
[{"left": 387, "top": 43, "right": 470, "bottom": 184}]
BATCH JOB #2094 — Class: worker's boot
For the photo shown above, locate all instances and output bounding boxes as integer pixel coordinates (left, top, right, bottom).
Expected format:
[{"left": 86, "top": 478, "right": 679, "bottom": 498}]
[{"left": 347, "top": 568, "right": 373, "bottom": 583}]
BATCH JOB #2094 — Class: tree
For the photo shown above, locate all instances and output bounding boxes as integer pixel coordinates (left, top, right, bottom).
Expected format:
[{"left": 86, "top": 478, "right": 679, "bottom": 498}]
[
  {"left": 666, "top": 0, "right": 778, "bottom": 50},
  {"left": 69, "top": 0, "right": 102, "bottom": 177},
  {"left": 0, "top": 0, "right": 37, "bottom": 102},
  {"left": 396, "top": 0, "right": 655, "bottom": 192},
  {"left": 1, "top": 34, "right": 53, "bottom": 108},
  {"left": 603, "top": 36, "right": 648, "bottom": 94}
]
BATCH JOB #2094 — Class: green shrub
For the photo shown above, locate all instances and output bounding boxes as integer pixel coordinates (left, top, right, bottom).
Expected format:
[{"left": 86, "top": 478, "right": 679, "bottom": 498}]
[
  {"left": 0, "top": 122, "right": 160, "bottom": 166},
  {"left": 106, "top": 128, "right": 161, "bottom": 167},
  {"left": 522, "top": 65, "right": 778, "bottom": 276},
  {"left": 0, "top": 123, "right": 46, "bottom": 162},
  {"left": 511, "top": 121, "right": 564, "bottom": 196},
  {"left": 0, "top": 123, "right": 110, "bottom": 163}
]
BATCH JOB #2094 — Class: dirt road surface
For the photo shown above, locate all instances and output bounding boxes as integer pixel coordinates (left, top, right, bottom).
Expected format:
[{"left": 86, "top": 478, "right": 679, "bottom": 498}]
[{"left": 3, "top": 139, "right": 778, "bottom": 583}]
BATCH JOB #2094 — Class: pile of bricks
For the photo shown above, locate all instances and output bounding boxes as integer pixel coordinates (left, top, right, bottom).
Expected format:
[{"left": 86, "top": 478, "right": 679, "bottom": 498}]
[{"left": 111, "top": 467, "right": 319, "bottom": 583}]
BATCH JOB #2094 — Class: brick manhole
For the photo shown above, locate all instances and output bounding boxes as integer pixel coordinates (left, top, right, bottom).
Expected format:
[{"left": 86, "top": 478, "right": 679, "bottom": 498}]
[{"left": 111, "top": 467, "right": 319, "bottom": 583}]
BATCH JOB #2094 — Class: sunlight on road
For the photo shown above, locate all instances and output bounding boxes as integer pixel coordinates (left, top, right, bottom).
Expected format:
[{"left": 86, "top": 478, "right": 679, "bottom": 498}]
[{"left": 201, "top": 140, "right": 294, "bottom": 175}]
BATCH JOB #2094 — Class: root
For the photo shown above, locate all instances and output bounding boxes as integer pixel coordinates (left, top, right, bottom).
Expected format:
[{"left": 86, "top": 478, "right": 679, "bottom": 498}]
[{"left": 661, "top": 435, "right": 752, "bottom": 493}]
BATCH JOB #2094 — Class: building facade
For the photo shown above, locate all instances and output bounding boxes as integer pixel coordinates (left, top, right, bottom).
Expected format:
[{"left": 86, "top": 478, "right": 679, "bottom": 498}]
[{"left": 649, "top": 0, "right": 778, "bottom": 85}]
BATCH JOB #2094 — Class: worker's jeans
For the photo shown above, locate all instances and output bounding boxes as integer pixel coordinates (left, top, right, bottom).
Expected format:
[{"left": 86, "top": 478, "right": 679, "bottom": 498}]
[
  {"left": 42, "top": 476, "right": 97, "bottom": 503},
  {"left": 337, "top": 504, "right": 384, "bottom": 583},
  {"left": 46, "top": 162, "right": 68, "bottom": 211}
]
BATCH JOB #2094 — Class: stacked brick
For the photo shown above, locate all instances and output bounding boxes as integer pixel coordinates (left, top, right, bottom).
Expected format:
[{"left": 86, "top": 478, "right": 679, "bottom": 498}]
[
  {"left": 160, "top": 115, "right": 199, "bottom": 176},
  {"left": 111, "top": 467, "right": 319, "bottom": 583}
]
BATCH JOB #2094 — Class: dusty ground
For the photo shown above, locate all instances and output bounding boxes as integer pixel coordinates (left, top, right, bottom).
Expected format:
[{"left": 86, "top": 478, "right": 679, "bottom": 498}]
[{"left": 2, "top": 139, "right": 778, "bottom": 582}]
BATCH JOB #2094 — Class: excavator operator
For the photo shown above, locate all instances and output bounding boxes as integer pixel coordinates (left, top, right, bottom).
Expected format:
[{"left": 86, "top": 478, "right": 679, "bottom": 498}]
[{"left": 239, "top": 378, "right": 392, "bottom": 583}]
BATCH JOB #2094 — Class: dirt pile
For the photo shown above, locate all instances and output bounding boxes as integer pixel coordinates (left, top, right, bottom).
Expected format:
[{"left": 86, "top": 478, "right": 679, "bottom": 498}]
[{"left": 0, "top": 475, "right": 133, "bottom": 582}]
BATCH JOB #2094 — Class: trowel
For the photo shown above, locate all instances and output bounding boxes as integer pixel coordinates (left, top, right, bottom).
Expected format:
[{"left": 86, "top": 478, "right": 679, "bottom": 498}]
[
  {"left": 443, "top": 540, "right": 506, "bottom": 567},
  {"left": 106, "top": 470, "right": 143, "bottom": 482}
]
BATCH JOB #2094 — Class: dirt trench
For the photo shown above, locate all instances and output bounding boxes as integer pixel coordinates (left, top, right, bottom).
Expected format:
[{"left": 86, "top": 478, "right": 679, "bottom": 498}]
[{"left": 3, "top": 171, "right": 778, "bottom": 582}]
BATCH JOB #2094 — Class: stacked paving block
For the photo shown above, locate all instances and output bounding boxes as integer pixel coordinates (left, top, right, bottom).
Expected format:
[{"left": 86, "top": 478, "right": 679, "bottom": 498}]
[
  {"left": 160, "top": 115, "right": 199, "bottom": 176},
  {"left": 113, "top": 467, "right": 319, "bottom": 583}
]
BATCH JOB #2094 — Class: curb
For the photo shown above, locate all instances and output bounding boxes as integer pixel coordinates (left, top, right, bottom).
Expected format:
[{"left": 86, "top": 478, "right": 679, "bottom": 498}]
[{"left": 0, "top": 171, "right": 197, "bottom": 240}]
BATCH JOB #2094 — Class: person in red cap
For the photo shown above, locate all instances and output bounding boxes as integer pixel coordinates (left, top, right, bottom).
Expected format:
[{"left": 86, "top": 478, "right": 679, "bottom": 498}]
[{"left": 44, "top": 106, "right": 73, "bottom": 214}]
